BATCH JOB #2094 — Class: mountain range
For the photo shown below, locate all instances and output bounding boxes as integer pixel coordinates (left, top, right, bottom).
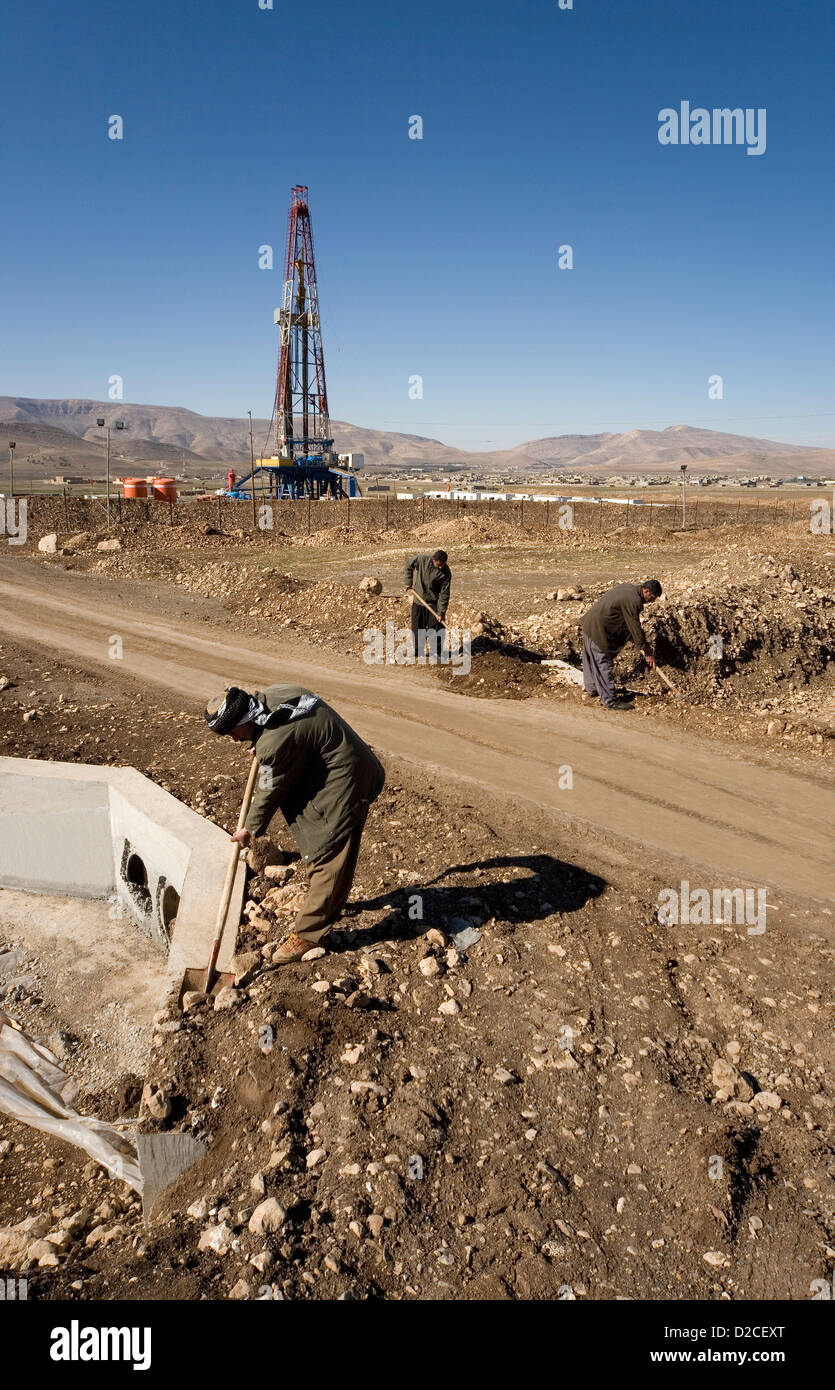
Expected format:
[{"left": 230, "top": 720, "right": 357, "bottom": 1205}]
[{"left": 0, "top": 396, "right": 831, "bottom": 478}]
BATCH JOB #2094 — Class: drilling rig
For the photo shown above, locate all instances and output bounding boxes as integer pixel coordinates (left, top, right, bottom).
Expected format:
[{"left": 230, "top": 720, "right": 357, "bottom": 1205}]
[{"left": 227, "top": 186, "right": 360, "bottom": 501}]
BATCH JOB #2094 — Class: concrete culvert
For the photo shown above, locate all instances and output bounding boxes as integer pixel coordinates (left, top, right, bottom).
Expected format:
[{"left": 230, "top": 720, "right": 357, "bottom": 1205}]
[
  {"left": 158, "top": 881, "right": 180, "bottom": 938},
  {"left": 123, "top": 849, "right": 152, "bottom": 917}
]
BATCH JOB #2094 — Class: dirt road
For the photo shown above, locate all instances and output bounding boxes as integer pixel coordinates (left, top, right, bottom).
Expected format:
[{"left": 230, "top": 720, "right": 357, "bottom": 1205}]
[{"left": 1, "top": 558, "right": 832, "bottom": 908}]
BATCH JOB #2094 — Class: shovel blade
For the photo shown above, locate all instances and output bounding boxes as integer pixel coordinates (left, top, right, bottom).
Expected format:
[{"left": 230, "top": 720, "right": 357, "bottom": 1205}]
[{"left": 177, "top": 968, "right": 234, "bottom": 1009}]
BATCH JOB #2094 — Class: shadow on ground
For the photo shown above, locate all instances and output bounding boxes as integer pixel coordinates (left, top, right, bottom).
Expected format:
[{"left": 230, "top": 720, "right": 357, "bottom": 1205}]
[{"left": 330, "top": 852, "right": 606, "bottom": 952}]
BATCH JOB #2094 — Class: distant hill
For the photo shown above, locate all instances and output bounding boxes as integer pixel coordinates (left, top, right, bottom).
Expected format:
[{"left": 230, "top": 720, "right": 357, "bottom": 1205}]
[
  {"left": 0, "top": 397, "right": 830, "bottom": 478},
  {"left": 0, "top": 417, "right": 207, "bottom": 474}
]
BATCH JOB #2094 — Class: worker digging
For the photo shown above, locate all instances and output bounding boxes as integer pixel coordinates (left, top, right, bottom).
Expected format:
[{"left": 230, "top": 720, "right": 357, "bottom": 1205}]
[
  {"left": 579, "top": 579, "right": 663, "bottom": 710},
  {"left": 204, "top": 684, "right": 385, "bottom": 963},
  {"left": 404, "top": 549, "right": 451, "bottom": 659}
]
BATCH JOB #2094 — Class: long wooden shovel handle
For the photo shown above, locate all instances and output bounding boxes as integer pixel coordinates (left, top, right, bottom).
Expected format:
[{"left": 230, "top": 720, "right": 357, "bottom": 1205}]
[
  {"left": 654, "top": 665, "right": 680, "bottom": 695},
  {"left": 204, "top": 752, "right": 260, "bottom": 992},
  {"left": 407, "top": 587, "right": 446, "bottom": 627}
]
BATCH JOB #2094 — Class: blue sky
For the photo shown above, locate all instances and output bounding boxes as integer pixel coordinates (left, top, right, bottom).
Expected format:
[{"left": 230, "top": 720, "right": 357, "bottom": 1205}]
[{"left": 1, "top": 0, "right": 833, "bottom": 450}]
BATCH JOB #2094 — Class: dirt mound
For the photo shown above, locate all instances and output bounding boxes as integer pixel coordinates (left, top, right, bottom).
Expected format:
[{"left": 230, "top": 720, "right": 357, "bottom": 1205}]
[
  {"left": 293, "top": 526, "right": 398, "bottom": 549},
  {"left": 506, "top": 552, "right": 835, "bottom": 731},
  {"left": 410, "top": 515, "right": 533, "bottom": 546}
]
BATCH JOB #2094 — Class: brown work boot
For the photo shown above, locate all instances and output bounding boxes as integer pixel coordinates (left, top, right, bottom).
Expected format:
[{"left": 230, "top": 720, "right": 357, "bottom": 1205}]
[{"left": 272, "top": 932, "right": 311, "bottom": 964}]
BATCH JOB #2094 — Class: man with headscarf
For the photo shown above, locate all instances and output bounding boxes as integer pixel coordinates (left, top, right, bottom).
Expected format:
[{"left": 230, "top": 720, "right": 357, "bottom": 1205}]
[{"left": 205, "top": 684, "right": 385, "bottom": 962}]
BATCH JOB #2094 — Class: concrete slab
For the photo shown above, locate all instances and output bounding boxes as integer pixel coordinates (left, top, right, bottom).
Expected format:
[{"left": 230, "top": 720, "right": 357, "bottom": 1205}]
[{"left": 0, "top": 757, "right": 246, "bottom": 995}]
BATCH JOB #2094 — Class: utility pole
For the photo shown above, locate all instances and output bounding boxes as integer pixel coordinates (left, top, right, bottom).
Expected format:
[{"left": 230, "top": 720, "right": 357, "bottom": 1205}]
[
  {"left": 248, "top": 409, "right": 256, "bottom": 530},
  {"left": 8, "top": 441, "right": 15, "bottom": 497},
  {"left": 96, "top": 418, "right": 125, "bottom": 525},
  {"left": 680, "top": 463, "right": 688, "bottom": 528}
]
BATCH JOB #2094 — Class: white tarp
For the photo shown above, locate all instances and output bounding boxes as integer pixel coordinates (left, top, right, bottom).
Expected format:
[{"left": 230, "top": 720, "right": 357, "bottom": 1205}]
[{"left": 0, "top": 1010, "right": 142, "bottom": 1192}]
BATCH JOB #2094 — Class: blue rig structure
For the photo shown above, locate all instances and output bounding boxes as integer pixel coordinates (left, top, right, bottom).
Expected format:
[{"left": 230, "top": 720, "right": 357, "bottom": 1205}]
[{"left": 225, "top": 456, "right": 360, "bottom": 501}]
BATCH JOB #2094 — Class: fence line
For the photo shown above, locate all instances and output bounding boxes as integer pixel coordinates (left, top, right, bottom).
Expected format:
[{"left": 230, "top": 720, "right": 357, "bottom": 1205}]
[{"left": 20, "top": 493, "right": 803, "bottom": 539}]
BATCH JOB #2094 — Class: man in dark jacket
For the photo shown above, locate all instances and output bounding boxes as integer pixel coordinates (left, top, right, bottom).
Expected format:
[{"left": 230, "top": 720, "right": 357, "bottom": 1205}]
[
  {"left": 404, "top": 550, "right": 451, "bottom": 657},
  {"left": 579, "top": 579, "right": 662, "bottom": 710},
  {"left": 205, "top": 684, "right": 385, "bottom": 962}
]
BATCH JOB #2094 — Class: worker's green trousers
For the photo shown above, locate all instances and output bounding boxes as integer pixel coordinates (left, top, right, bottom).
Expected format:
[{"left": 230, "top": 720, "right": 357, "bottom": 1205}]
[{"left": 292, "top": 810, "right": 368, "bottom": 943}]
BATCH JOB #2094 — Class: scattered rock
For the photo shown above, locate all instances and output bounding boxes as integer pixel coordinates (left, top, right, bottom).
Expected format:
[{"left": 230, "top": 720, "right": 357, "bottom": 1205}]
[
  {"left": 232, "top": 950, "right": 261, "bottom": 986},
  {"left": 213, "top": 986, "right": 243, "bottom": 1012},
  {"left": 248, "top": 1198, "right": 286, "bottom": 1235},
  {"left": 198, "top": 1223, "right": 234, "bottom": 1256},
  {"left": 264, "top": 863, "right": 295, "bottom": 885},
  {"left": 751, "top": 1091, "right": 781, "bottom": 1112},
  {"left": 350, "top": 1080, "right": 387, "bottom": 1097},
  {"left": 141, "top": 1082, "right": 172, "bottom": 1121},
  {"left": 182, "top": 990, "right": 207, "bottom": 1012}
]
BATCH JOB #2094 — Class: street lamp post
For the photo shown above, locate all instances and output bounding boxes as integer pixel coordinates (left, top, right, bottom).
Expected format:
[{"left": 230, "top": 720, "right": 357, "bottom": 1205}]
[
  {"left": 248, "top": 410, "right": 257, "bottom": 529},
  {"left": 8, "top": 442, "right": 15, "bottom": 497},
  {"left": 96, "top": 418, "right": 125, "bottom": 525},
  {"left": 680, "top": 463, "right": 688, "bottom": 528}
]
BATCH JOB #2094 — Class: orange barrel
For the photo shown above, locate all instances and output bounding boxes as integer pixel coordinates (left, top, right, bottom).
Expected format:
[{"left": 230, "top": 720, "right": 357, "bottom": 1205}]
[
  {"left": 121, "top": 477, "right": 148, "bottom": 498},
  {"left": 151, "top": 477, "right": 177, "bottom": 502}
]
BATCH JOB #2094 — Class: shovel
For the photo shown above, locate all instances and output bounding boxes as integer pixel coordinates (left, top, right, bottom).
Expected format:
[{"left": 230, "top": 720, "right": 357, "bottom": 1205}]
[
  {"left": 138, "top": 755, "right": 260, "bottom": 1215},
  {"left": 406, "top": 587, "right": 445, "bottom": 627},
  {"left": 653, "top": 664, "right": 680, "bottom": 696},
  {"left": 406, "top": 587, "right": 460, "bottom": 659},
  {"left": 178, "top": 752, "right": 259, "bottom": 1005}
]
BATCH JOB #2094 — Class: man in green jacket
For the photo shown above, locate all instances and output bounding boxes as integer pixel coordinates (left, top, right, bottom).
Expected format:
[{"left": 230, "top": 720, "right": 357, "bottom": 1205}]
[
  {"left": 404, "top": 550, "right": 451, "bottom": 657},
  {"left": 205, "top": 684, "right": 385, "bottom": 962}
]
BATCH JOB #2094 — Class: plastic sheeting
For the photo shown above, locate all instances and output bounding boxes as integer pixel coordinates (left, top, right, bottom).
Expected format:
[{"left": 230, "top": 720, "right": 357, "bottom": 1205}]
[{"left": 0, "top": 1010, "right": 143, "bottom": 1193}]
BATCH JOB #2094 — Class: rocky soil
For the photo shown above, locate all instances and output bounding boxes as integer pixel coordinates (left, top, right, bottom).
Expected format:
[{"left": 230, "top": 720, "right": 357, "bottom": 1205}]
[
  {"left": 21, "top": 507, "right": 835, "bottom": 748},
  {"left": 0, "top": 642, "right": 833, "bottom": 1301}
]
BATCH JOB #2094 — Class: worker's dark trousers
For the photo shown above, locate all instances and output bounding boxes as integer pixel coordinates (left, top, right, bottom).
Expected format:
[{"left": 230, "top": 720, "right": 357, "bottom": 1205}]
[
  {"left": 293, "top": 810, "right": 369, "bottom": 944},
  {"left": 581, "top": 635, "right": 617, "bottom": 707},
  {"left": 410, "top": 601, "right": 444, "bottom": 661}
]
